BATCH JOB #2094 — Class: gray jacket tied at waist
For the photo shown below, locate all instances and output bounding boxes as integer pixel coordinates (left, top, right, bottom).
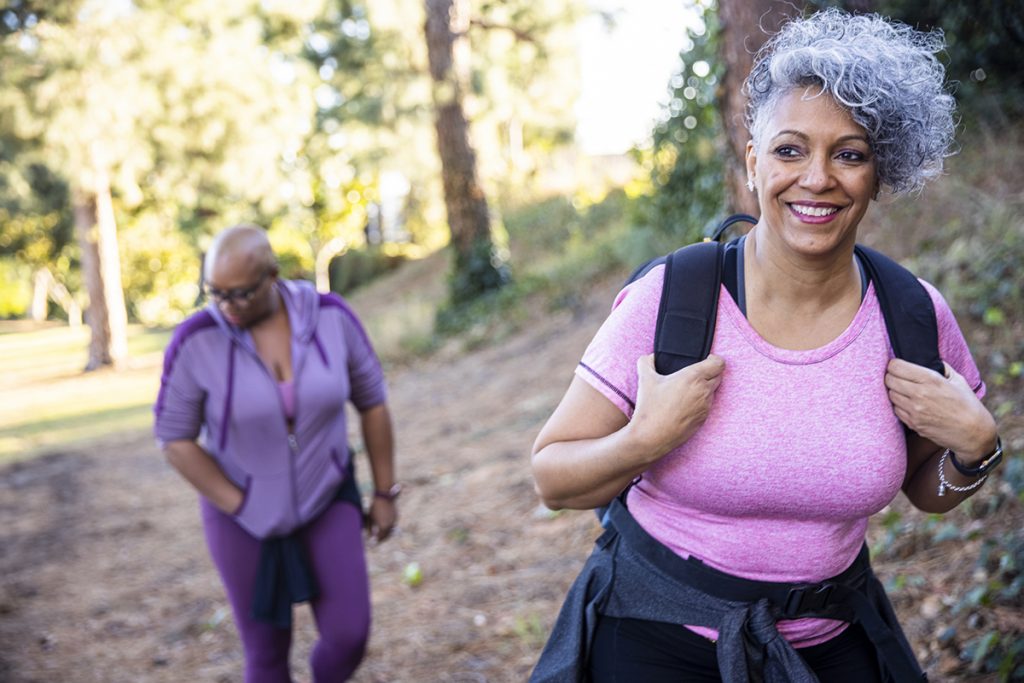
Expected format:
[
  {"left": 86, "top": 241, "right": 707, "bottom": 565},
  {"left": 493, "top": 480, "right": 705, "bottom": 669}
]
[{"left": 529, "top": 497, "right": 925, "bottom": 683}]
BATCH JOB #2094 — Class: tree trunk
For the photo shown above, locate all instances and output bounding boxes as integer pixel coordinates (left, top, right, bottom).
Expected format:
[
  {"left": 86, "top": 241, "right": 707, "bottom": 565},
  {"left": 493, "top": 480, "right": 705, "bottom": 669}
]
[
  {"left": 424, "top": 0, "right": 508, "bottom": 304},
  {"left": 31, "top": 267, "right": 82, "bottom": 327},
  {"left": 94, "top": 166, "right": 128, "bottom": 365},
  {"left": 31, "top": 269, "right": 48, "bottom": 321},
  {"left": 73, "top": 169, "right": 128, "bottom": 371},
  {"left": 716, "top": 0, "right": 804, "bottom": 217},
  {"left": 315, "top": 236, "right": 349, "bottom": 293},
  {"left": 74, "top": 190, "right": 112, "bottom": 370}
]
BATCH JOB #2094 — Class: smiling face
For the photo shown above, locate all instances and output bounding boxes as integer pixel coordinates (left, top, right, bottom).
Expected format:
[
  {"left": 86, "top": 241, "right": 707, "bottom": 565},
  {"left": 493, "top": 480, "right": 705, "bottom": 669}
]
[{"left": 746, "top": 87, "right": 878, "bottom": 260}]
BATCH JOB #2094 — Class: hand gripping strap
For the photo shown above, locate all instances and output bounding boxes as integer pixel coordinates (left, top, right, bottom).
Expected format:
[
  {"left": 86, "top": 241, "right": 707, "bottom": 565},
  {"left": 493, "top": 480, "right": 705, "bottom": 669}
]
[
  {"left": 654, "top": 241, "right": 724, "bottom": 375},
  {"left": 854, "top": 245, "right": 944, "bottom": 375}
]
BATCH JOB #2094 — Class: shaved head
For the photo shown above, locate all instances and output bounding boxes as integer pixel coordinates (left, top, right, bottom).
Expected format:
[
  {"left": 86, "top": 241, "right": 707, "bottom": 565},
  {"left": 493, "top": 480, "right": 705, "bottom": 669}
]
[
  {"left": 204, "top": 224, "right": 277, "bottom": 281},
  {"left": 202, "top": 225, "right": 281, "bottom": 327}
]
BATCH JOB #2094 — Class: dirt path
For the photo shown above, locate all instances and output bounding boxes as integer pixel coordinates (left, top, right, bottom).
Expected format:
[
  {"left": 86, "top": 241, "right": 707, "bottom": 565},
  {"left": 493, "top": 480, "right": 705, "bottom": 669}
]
[
  {"left": 1, "top": 271, "right": 1017, "bottom": 682},
  {"left": 0, "top": 278, "right": 620, "bottom": 683}
]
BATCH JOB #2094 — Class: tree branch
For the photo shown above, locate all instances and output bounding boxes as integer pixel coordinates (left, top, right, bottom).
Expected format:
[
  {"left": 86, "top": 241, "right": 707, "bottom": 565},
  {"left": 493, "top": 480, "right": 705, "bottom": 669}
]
[{"left": 465, "top": 19, "right": 538, "bottom": 45}]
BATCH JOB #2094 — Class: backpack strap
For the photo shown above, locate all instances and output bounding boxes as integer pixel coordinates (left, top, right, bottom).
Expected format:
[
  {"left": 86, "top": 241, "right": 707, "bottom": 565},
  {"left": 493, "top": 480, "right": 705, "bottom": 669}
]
[
  {"left": 854, "top": 245, "right": 944, "bottom": 375},
  {"left": 596, "top": 240, "right": 724, "bottom": 527},
  {"left": 654, "top": 240, "right": 724, "bottom": 375},
  {"left": 708, "top": 212, "right": 758, "bottom": 242}
]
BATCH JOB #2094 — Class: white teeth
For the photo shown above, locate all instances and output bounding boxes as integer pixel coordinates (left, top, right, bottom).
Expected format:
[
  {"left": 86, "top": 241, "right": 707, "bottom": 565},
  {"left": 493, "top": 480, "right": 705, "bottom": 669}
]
[{"left": 791, "top": 204, "right": 839, "bottom": 217}]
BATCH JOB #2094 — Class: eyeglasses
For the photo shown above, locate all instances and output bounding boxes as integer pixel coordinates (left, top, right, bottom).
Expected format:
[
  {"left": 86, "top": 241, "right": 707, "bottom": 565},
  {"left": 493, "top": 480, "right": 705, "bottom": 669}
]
[{"left": 204, "top": 272, "right": 269, "bottom": 305}]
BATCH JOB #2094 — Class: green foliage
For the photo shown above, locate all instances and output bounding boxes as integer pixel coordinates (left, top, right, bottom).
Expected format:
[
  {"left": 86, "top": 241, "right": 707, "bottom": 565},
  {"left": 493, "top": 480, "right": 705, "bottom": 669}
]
[
  {"left": 957, "top": 533, "right": 1024, "bottom": 678},
  {"left": 860, "top": 118, "right": 1023, "bottom": 679},
  {"left": 442, "top": 238, "right": 512, "bottom": 311},
  {"left": 632, "top": 3, "right": 725, "bottom": 243},
  {"left": 0, "top": 108, "right": 76, "bottom": 303},
  {"left": 512, "top": 612, "right": 548, "bottom": 648},
  {"left": 0, "top": 258, "right": 32, "bottom": 317},
  {"left": 305, "top": 2, "right": 405, "bottom": 128},
  {"left": 870, "top": 0, "right": 1024, "bottom": 117},
  {"left": 875, "top": 129, "right": 1024, "bottom": 389},
  {"left": 436, "top": 189, "right": 636, "bottom": 341},
  {"left": 0, "top": 157, "right": 72, "bottom": 253},
  {"left": 329, "top": 247, "right": 404, "bottom": 294},
  {"left": 809, "top": 0, "right": 1024, "bottom": 121},
  {"left": 0, "top": 0, "right": 82, "bottom": 34},
  {"left": 0, "top": 0, "right": 586, "bottom": 329},
  {"left": 118, "top": 218, "right": 202, "bottom": 326}
]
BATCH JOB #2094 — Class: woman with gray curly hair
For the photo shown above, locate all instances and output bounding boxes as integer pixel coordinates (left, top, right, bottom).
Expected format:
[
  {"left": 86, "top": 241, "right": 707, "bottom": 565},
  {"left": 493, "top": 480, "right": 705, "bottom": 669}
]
[{"left": 530, "top": 9, "right": 1000, "bottom": 682}]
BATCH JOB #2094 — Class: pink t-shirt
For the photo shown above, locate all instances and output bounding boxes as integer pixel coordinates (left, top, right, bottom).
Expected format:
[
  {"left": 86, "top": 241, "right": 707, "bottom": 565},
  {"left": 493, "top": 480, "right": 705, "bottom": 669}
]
[{"left": 576, "top": 265, "right": 984, "bottom": 647}]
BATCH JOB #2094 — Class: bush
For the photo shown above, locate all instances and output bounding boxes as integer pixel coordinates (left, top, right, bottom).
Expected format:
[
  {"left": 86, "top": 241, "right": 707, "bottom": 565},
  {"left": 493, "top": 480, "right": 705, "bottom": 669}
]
[{"left": 328, "top": 247, "right": 406, "bottom": 295}]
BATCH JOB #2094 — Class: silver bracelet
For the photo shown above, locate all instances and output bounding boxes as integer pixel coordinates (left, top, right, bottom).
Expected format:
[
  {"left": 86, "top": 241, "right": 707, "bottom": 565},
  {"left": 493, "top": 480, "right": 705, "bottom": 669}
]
[{"left": 937, "top": 449, "right": 987, "bottom": 497}]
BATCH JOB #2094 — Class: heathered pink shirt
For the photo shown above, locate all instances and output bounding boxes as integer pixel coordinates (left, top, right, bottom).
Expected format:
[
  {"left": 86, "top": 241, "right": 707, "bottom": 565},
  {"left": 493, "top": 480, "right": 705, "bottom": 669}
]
[{"left": 577, "top": 265, "right": 984, "bottom": 646}]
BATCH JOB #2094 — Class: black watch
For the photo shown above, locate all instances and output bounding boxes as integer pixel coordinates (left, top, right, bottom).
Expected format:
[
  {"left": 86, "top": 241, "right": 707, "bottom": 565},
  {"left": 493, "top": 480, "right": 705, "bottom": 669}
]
[{"left": 950, "top": 436, "right": 1003, "bottom": 477}]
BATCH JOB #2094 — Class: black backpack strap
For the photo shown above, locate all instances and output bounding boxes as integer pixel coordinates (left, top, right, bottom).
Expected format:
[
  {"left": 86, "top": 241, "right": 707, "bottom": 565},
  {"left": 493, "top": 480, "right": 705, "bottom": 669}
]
[
  {"left": 854, "top": 245, "right": 943, "bottom": 375},
  {"left": 624, "top": 254, "right": 669, "bottom": 288},
  {"left": 707, "top": 213, "right": 758, "bottom": 242},
  {"left": 625, "top": 214, "right": 756, "bottom": 289},
  {"left": 654, "top": 241, "right": 724, "bottom": 375}
]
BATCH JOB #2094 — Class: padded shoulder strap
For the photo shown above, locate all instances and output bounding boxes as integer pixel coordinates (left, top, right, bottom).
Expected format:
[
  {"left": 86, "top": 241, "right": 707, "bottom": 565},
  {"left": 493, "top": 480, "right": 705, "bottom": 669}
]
[
  {"left": 654, "top": 240, "right": 723, "bottom": 375},
  {"left": 624, "top": 254, "right": 668, "bottom": 288},
  {"left": 855, "top": 245, "right": 943, "bottom": 375}
]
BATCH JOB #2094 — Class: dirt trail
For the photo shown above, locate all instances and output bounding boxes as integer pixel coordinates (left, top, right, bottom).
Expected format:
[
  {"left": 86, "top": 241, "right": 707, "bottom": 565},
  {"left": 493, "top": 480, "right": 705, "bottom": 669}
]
[
  {"left": 0, "top": 277, "right": 621, "bottom": 683},
  {"left": 1, "top": 269, "right": 1016, "bottom": 682}
]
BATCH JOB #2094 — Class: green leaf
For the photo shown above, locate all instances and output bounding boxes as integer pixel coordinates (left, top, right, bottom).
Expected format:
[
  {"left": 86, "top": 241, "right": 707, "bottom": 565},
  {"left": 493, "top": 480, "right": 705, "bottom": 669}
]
[
  {"left": 982, "top": 307, "right": 1005, "bottom": 326},
  {"left": 970, "top": 630, "right": 999, "bottom": 668}
]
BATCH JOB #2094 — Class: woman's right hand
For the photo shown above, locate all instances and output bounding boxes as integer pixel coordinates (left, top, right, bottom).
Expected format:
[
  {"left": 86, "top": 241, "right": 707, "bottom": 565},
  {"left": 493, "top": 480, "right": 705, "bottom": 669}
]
[
  {"left": 624, "top": 353, "right": 726, "bottom": 462},
  {"left": 164, "top": 439, "right": 247, "bottom": 516},
  {"left": 531, "top": 353, "right": 725, "bottom": 510}
]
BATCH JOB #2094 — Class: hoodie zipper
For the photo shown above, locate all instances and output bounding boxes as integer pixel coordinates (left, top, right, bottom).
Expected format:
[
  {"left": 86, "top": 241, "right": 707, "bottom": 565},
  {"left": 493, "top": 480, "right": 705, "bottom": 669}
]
[
  {"left": 223, "top": 283, "right": 315, "bottom": 528},
  {"left": 236, "top": 342, "right": 303, "bottom": 529},
  {"left": 286, "top": 430, "right": 300, "bottom": 524}
]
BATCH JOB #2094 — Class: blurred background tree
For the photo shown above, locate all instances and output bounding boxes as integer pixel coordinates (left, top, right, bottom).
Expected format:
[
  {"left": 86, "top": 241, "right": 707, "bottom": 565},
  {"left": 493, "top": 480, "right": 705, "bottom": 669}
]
[
  {"left": 0, "top": 0, "right": 584, "bottom": 364},
  {"left": 1, "top": 0, "right": 1020, "bottom": 371},
  {"left": 424, "top": 0, "right": 510, "bottom": 306}
]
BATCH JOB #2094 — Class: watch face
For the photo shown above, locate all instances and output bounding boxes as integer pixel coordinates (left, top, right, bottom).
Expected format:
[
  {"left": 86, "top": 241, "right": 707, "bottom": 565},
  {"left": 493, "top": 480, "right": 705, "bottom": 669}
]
[
  {"left": 951, "top": 437, "right": 1003, "bottom": 477},
  {"left": 975, "top": 438, "right": 1003, "bottom": 474},
  {"left": 982, "top": 451, "right": 1003, "bottom": 473}
]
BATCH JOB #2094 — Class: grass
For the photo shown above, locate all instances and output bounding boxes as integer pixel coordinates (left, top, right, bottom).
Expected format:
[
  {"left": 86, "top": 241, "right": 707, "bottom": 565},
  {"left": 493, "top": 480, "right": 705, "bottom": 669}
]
[
  {"left": 0, "top": 189, "right": 641, "bottom": 464},
  {"left": 343, "top": 250, "right": 450, "bottom": 364},
  {"left": 0, "top": 323, "right": 170, "bottom": 464}
]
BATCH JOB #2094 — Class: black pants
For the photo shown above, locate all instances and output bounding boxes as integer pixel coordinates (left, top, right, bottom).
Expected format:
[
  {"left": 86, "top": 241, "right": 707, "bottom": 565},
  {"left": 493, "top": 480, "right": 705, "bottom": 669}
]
[{"left": 590, "top": 616, "right": 884, "bottom": 683}]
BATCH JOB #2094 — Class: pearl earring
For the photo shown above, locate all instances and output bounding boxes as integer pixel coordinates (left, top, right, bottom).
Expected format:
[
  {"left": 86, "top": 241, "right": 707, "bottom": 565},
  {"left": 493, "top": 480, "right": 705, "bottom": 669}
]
[{"left": 746, "top": 178, "right": 755, "bottom": 192}]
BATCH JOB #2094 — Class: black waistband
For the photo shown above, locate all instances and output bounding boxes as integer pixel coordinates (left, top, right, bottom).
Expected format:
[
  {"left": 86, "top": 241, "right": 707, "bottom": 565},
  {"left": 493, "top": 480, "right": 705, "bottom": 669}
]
[
  {"left": 606, "top": 497, "right": 926, "bottom": 681},
  {"left": 606, "top": 497, "right": 869, "bottom": 619}
]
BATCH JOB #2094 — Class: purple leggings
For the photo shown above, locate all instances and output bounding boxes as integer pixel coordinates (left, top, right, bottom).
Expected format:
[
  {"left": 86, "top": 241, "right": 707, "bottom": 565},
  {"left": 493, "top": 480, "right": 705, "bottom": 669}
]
[{"left": 201, "top": 498, "right": 370, "bottom": 683}]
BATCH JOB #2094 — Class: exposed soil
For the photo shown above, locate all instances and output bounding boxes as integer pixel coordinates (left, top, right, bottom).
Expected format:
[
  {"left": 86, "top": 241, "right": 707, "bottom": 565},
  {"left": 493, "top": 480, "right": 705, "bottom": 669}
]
[{"left": 1, "top": 270, "right": 1019, "bottom": 682}]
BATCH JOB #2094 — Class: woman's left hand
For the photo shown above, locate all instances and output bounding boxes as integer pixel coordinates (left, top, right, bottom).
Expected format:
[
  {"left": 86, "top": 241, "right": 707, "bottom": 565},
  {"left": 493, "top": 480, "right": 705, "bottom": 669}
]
[
  {"left": 366, "top": 498, "right": 397, "bottom": 543},
  {"left": 885, "top": 359, "right": 997, "bottom": 461}
]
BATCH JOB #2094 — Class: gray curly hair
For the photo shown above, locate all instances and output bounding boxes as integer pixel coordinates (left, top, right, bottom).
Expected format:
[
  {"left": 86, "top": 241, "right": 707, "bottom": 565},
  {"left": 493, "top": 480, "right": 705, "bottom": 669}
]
[{"left": 745, "top": 9, "right": 956, "bottom": 195}]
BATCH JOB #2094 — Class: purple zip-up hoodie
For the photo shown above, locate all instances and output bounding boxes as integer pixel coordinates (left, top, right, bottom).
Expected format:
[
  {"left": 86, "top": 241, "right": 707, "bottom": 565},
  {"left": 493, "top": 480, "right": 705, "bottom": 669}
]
[{"left": 154, "top": 279, "right": 386, "bottom": 539}]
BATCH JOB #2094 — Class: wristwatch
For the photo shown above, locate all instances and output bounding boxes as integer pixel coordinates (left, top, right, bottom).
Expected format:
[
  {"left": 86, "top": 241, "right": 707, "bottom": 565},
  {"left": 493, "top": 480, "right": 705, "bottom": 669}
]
[
  {"left": 373, "top": 483, "right": 402, "bottom": 501},
  {"left": 950, "top": 436, "right": 1003, "bottom": 477}
]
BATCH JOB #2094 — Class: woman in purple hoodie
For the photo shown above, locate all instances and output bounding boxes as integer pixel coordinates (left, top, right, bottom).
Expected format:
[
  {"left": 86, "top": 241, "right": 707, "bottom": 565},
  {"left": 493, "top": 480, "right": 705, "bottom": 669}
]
[{"left": 155, "top": 224, "right": 398, "bottom": 682}]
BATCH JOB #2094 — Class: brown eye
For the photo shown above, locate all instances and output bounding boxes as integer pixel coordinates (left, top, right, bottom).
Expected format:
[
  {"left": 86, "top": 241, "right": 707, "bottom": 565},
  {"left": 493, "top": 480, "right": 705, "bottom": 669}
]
[{"left": 837, "top": 150, "right": 867, "bottom": 162}]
